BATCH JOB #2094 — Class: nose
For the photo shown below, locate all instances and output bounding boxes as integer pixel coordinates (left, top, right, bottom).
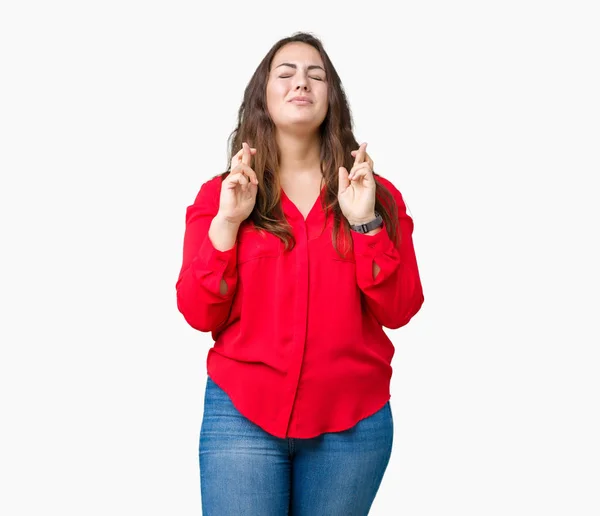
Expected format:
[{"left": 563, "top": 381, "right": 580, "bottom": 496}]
[{"left": 293, "top": 73, "right": 309, "bottom": 91}]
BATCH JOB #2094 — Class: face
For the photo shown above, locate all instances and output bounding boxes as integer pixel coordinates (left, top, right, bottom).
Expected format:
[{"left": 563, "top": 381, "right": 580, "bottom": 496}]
[{"left": 266, "top": 42, "right": 329, "bottom": 134}]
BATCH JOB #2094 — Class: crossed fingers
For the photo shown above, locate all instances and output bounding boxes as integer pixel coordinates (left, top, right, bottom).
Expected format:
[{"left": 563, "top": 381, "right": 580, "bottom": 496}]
[
  {"left": 230, "top": 142, "right": 258, "bottom": 186},
  {"left": 348, "top": 142, "right": 374, "bottom": 182}
]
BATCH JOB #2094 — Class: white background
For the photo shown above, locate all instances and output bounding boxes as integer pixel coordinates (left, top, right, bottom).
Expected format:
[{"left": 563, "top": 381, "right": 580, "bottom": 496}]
[{"left": 1, "top": 0, "right": 599, "bottom": 514}]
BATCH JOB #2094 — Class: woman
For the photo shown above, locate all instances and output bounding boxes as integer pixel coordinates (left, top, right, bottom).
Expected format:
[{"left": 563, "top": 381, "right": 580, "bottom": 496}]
[{"left": 176, "top": 31, "right": 424, "bottom": 515}]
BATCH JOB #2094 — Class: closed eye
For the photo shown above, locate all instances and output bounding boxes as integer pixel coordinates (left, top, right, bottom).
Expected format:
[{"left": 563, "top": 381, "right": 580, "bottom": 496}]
[{"left": 279, "top": 75, "right": 323, "bottom": 81}]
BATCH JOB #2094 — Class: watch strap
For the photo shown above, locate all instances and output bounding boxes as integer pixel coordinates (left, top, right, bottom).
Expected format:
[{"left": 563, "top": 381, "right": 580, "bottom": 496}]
[{"left": 349, "top": 211, "right": 383, "bottom": 233}]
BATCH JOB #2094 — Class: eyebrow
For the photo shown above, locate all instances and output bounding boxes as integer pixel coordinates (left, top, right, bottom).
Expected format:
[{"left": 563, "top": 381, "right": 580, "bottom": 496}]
[{"left": 274, "top": 62, "right": 326, "bottom": 73}]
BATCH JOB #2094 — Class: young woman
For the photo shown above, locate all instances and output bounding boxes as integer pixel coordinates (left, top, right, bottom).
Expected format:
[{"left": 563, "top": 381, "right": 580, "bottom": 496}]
[{"left": 176, "top": 31, "right": 425, "bottom": 515}]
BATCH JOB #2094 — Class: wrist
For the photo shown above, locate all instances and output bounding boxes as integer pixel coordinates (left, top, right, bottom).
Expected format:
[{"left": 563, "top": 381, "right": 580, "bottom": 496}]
[
  {"left": 347, "top": 213, "right": 376, "bottom": 226},
  {"left": 214, "top": 212, "right": 242, "bottom": 229},
  {"left": 209, "top": 214, "right": 241, "bottom": 252}
]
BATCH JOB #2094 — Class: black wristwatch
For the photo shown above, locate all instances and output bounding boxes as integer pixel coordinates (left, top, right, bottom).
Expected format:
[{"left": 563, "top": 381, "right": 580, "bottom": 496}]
[{"left": 349, "top": 211, "right": 383, "bottom": 233}]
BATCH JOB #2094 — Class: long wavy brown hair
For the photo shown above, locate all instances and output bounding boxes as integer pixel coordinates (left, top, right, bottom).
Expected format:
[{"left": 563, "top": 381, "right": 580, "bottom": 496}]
[{"left": 215, "top": 31, "right": 401, "bottom": 258}]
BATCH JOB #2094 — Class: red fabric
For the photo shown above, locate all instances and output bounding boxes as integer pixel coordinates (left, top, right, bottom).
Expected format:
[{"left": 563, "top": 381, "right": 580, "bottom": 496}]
[{"left": 175, "top": 174, "right": 424, "bottom": 438}]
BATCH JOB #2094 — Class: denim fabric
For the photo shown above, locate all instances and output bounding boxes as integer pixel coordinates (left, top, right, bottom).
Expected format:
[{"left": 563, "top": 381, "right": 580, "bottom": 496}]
[{"left": 199, "top": 375, "right": 393, "bottom": 515}]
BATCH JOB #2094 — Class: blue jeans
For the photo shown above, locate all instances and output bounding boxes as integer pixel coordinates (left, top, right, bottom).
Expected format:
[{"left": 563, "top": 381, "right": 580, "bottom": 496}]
[{"left": 199, "top": 375, "right": 394, "bottom": 515}]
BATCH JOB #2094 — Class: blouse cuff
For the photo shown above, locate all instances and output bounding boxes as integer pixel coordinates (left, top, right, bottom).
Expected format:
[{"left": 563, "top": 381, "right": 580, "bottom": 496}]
[
  {"left": 197, "top": 232, "right": 238, "bottom": 278},
  {"left": 350, "top": 220, "right": 395, "bottom": 258}
]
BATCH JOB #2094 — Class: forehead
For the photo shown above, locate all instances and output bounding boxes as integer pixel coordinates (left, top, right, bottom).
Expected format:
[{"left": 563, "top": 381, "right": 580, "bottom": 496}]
[{"left": 271, "top": 42, "right": 324, "bottom": 68}]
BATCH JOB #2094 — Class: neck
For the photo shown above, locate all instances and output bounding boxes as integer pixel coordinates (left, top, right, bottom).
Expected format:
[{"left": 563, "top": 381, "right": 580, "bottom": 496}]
[{"left": 275, "top": 130, "right": 322, "bottom": 180}]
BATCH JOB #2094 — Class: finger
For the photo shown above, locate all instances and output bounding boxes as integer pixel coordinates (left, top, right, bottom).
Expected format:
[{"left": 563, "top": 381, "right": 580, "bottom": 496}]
[
  {"left": 233, "top": 150, "right": 258, "bottom": 185},
  {"left": 240, "top": 143, "right": 259, "bottom": 185},
  {"left": 348, "top": 161, "right": 370, "bottom": 176},
  {"left": 233, "top": 146, "right": 256, "bottom": 161},
  {"left": 225, "top": 171, "right": 248, "bottom": 192},
  {"left": 231, "top": 146, "right": 256, "bottom": 173},
  {"left": 348, "top": 163, "right": 371, "bottom": 181},
  {"left": 349, "top": 168, "right": 370, "bottom": 183},
  {"left": 353, "top": 142, "right": 367, "bottom": 167},
  {"left": 241, "top": 142, "right": 252, "bottom": 166},
  {"left": 351, "top": 149, "right": 373, "bottom": 170},
  {"left": 231, "top": 163, "right": 258, "bottom": 186}
]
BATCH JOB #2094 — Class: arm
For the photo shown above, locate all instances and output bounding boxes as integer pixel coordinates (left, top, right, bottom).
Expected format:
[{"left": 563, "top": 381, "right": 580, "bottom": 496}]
[
  {"left": 175, "top": 178, "right": 239, "bottom": 333},
  {"left": 351, "top": 179, "right": 424, "bottom": 329}
]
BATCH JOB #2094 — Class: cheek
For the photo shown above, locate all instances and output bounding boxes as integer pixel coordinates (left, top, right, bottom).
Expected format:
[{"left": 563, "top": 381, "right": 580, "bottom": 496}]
[
  {"left": 267, "top": 80, "right": 286, "bottom": 97},
  {"left": 316, "top": 86, "right": 328, "bottom": 104},
  {"left": 318, "top": 89, "right": 329, "bottom": 113},
  {"left": 266, "top": 89, "right": 287, "bottom": 120},
  {"left": 265, "top": 85, "right": 279, "bottom": 111}
]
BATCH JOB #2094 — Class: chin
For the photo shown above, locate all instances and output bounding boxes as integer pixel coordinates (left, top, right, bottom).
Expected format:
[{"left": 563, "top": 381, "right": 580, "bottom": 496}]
[{"left": 277, "top": 122, "right": 321, "bottom": 135}]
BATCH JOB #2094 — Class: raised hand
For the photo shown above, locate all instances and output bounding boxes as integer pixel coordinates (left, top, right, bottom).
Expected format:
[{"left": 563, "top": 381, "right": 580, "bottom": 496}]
[
  {"left": 338, "top": 142, "right": 377, "bottom": 226},
  {"left": 217, "top": 142, "right": 259, "bottom": 225}
]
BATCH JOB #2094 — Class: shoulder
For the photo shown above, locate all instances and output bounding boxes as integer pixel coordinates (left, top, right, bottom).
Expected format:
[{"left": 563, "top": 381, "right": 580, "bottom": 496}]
[
  {"left": 192, "top": 173, "right": 226, "bottom": 206},
  {"left": 374, "top": 172, "right": 407, "bottom": 211}
]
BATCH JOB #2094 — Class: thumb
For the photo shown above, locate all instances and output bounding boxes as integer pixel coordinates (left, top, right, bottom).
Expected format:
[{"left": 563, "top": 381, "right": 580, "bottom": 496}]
[{"left": 338, "top": 166, "right": 350, "bottom": 191}]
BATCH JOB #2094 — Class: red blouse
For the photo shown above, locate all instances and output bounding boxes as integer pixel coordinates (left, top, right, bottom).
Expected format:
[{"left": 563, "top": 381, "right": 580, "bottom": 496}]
[{"left": 175, "top": 173, "right": 424, "bottom": 439}]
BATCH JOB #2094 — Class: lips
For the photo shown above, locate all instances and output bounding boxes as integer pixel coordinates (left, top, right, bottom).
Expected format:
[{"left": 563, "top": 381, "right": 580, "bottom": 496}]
[{"left": 290, "top": 96, "right": 312, "bottom": 103}]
